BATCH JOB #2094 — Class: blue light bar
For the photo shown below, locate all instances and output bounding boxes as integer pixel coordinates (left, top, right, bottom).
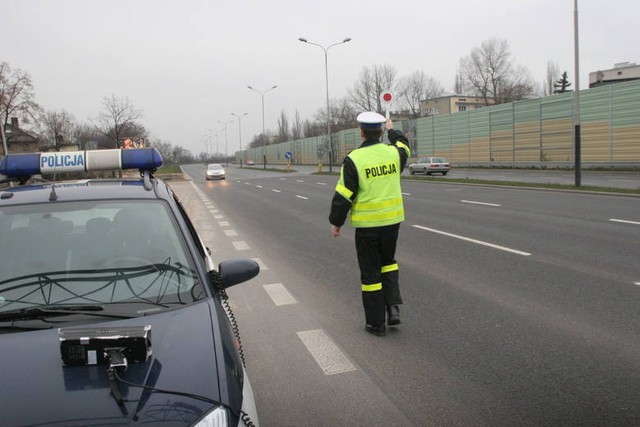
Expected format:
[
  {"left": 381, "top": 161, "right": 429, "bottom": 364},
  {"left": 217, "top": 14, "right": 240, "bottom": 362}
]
[{"left": 0, "top": 148, "right": 163, "bottom": 178}]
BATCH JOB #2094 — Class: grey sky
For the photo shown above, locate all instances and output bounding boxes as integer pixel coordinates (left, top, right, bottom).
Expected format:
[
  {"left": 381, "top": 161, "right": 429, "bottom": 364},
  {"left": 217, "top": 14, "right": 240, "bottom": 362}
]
[{"left": 1, "top": 0, "right": 637, "bottom": 156}]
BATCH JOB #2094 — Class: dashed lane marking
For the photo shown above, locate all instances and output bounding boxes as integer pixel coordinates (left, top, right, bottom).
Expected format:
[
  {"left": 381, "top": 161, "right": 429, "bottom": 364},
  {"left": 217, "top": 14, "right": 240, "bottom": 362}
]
[
  {"left": 296, "top": 195, "right": 309, "bottom": 200},
  {"left": 272, "top": 189, "right": 281, "bottom": 193},
  {"left": 412, "top": 224, "right": 531, "bottom": 256},
  {"left": 263, "top": 283, "right": 297, "bottom": 306},
  {"left": 297, "top": 329, "right": 356, "bottom": 375},
  {"left": 610, "top": 218, "right": 640, "bottom": 226},
  {"left": 218, "top": 221, "right": 230, "bottom": 227},
  {"left": 224, "top": 229, "right": 238, "bottom": 237},
  {"left": 253, "top": 258, "right": 268, "bottom": 271},
  {"left": 461, "top": 200, "right": 501, "bottom": 207},
  {"left": 232, "top": 241, "right": 250, "bottom": 251}
]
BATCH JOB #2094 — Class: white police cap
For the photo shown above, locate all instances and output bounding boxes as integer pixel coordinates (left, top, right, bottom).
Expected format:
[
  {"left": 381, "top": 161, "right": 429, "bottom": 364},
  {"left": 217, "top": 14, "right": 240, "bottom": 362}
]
[{"left": 356, "top": 111, "right": 386, "bottom": 129}]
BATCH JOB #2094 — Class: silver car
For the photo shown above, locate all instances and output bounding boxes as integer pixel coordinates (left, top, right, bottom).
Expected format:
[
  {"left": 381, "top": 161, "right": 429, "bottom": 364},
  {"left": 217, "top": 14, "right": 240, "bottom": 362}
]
[
  {"left": 205, "top": 163, "right": 226, "bottom": 180},
  {"left": 408, "top": 157, "right": 450, "bottom": 176}
]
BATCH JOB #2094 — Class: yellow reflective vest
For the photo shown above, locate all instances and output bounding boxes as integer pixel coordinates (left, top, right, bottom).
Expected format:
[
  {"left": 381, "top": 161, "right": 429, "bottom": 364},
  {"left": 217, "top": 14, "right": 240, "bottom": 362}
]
[{"left": 336, "top": 142, "right": 407, "bottom": 228}]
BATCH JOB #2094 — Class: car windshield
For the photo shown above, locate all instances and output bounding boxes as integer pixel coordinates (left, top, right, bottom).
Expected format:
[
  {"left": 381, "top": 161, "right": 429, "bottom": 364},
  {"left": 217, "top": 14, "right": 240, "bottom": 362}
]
[
  {"left": 0, "top": 200, "right": 203, "bottom": 313},
  {"left": 207, "top": 164, "right": 223, "bottom": 170},
  {"left": 432, "top": 157, "right": 447, "bottom": 163}
]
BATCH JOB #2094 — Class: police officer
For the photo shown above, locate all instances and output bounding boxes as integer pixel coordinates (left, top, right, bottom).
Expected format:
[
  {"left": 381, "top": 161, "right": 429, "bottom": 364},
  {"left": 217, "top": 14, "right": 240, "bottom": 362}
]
[{"left": 329, "top": 111, "right": 411, "bottom": 336}]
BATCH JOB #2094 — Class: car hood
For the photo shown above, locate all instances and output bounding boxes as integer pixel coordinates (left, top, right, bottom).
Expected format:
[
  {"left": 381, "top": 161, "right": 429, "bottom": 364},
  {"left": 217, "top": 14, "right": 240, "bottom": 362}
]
[{"left": 1, "top": 300, "right": 226, "bottom": 426}]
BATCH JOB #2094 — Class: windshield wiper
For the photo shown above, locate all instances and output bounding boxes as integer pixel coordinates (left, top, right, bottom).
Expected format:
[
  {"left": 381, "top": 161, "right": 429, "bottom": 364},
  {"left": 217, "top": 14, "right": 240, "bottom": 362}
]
[{"left": 0, "top": 305, "right": 134, "bottom": 321}]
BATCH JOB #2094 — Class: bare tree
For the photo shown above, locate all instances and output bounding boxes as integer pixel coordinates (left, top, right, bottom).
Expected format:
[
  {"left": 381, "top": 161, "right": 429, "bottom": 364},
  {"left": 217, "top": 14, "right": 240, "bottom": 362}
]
[
  {"left": 150, "top": 139, "right": 175, "bottom": 163},
  {"left": 74, "top": 123, "right": 107, "bottom": 149},
  {"left": 396, "top": 71, "right": 444, "bottom": 117},
  {"left": 312, "top": 97, "right": 358, "bottom": 133},
  {"left": 544, "top": 61, "right": 560, "bottom": 96},
  {"left": 291, "top": 110, "right": 303, "bottom": 141},
  {"left": 459, "top": 38, "right": 536, "bottom": 104},
  {"left": 453, "top": 71, "right": 464, "bottom": 94},
  {"left": 0, "top": 62, "right": 41, "bottom": 127},
  {"left": 275, "top": 109, "right": 290, "bottom": 144},
  {"left": 37, "top": 109, "right": 76, "bottom": 149},
  {"left": 348, "top": 64, "right": 397, "bottom": 113},
  {"left": 96, "top": 93, "right": 143, "bottom": 148}
]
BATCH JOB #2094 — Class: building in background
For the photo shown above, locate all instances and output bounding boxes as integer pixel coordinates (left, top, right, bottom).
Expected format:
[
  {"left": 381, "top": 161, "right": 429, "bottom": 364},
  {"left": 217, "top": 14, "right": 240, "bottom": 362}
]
[
  {"left": 3, "top": 117, "right": 39, "bottom": 154},
  {"left": 589, "top": 62, "right": 640, "bottom": 88},
  {"left": 419, "top": 95, "right": 495, "bottom": 117}
]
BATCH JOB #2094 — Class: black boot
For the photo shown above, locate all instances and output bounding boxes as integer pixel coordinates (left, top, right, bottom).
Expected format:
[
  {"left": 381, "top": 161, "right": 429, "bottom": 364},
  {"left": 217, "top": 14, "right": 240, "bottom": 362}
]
[
  {"left": 387, "top": 305, "right": 400, "bottom": 325},
  {"left": 365, "top": 324, "right": 386, "bottom": 336}
]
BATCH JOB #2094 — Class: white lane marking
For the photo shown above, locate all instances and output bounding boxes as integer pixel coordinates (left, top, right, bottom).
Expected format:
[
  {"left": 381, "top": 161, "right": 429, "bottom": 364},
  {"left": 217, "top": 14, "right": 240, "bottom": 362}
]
[
  {"left": 635, "top": 282, "right": 640, "bottom": 286},
  {"left": 263, "top": 283, "right": 298, "bottom": 306},
  {"left": 402, "top": 192, "right": 411, "bottom": 196},
  {"left": 296, "top": 180, "right": 304, "bottom": 183},
  {"left": 412, "top": 225, "right": 531, "bottom": 256},
  {"left": 218, "top": 221, "right": 230, "bottom": 227},
  {"left": 297, "top": 329, "right": 356, "bottom": 375},
  {"left": 224, "top": 229, "right": 238, "bottom": 237},
  {"left": 279, "top": 178, "right": 286, "bottom": 181},
  {"left": 232, "top": 241, "right": 250, "bottom": 251},
  {"left": 461, "top": 200, "right": 502, "bottom": 207},
  {"left": 214, "top": 215, "right": 224, "bottom": 219},
  {"left": 256, "top": 185, "right": 263, "bottom": 188},
  {"left": 253, "top": 258, "right": 268, "bottom": 271},
  {"left": 610, "top": 218, "right": 640, "bottom": 226},
  {"left": 245, "top": 182, "right": 251, "bottom": 185},
  {"left": 210, "top": 210, "right": 219, "bottom": 214},
  {"left": 296, "top": 195, "right": 309, "bottom": 200},
  {"left": 272, "top": 189, "right": 281, "bottom": 193},
  {"left": 316, "top": 182, "right": 327, "bottom": 186}
]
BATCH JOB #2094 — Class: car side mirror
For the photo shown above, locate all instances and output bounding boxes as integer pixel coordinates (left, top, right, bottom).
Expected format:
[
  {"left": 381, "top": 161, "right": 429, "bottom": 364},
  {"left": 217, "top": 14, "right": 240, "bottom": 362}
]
[{"left": 213, "top": 258, "right": 260, "bottom": 290}]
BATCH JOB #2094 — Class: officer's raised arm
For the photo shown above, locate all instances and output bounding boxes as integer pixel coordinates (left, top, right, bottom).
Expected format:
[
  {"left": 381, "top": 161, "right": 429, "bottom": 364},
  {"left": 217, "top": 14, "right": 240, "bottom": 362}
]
[{"left": 385, "top": 119, "right": 411, "bottom": 170}]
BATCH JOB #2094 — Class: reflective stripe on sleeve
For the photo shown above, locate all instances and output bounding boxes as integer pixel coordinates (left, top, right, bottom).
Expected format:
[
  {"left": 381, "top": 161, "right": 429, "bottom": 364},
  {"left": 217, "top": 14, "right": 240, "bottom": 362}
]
[
  {"left": 362, "top": 283, "right": 383, "bottom": 292},
  {"left": 396, "top": 141, "right": 411, "bottom": 157},
  {"left": 335, "top": 183, "right": 353, "bottom": 200}
]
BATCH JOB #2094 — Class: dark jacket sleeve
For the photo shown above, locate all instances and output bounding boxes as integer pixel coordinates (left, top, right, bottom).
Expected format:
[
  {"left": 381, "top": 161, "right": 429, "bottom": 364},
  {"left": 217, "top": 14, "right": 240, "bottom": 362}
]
[
  {"left": 387, "top": 129, "right": 410, "bottom": 170},
  {"left": 329, "top": 157, "right": 358, "bottom": 227}
]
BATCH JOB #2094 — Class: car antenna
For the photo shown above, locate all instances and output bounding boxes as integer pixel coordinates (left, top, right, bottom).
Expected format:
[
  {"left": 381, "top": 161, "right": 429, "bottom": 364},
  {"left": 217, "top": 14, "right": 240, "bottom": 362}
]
[{"left": 49, "top": 155, "right": 58, "bottom": 201}]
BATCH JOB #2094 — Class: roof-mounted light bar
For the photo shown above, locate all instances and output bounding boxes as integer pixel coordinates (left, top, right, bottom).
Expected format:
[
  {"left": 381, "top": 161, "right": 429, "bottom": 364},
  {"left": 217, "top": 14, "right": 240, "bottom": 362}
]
[{"left": 0, "top": 148, "right": 163, "bottom": 178}]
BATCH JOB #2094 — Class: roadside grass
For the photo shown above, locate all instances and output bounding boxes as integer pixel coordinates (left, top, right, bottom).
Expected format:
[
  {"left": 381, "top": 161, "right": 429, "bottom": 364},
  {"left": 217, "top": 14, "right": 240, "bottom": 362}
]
[
  {"left": 241, "top": 166, "right": 298, "bottom": 173},
  {"left": 156, "top": 163, "right": 183, "bottom": 174}
]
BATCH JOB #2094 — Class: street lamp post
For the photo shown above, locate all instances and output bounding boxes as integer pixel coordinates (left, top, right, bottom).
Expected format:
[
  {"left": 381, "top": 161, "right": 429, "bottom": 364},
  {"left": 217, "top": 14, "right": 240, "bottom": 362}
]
[
  {"left": 231, "top": 112, "right": 248, "bottom": 166},
  {"left": 248, "top": 85, "right": 277, "bottom": 169},
  {"left": 573, "top": 0, "right": 582, "bottom": 187},
  {"left": 298, "top": 36, "right": 351, "bottom": 172},
  {"left": 218, "top": 120, "right": 233, "bottom": 166}
]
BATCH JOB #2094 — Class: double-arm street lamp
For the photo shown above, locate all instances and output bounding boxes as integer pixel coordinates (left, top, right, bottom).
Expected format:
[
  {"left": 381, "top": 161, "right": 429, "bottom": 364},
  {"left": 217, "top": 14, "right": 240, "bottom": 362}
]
[
  {"left": 231, "top": 112, "right": 248, "bottom": 165},
  {"left": 248, "top": 85, "right": 277, "bottom": 169},
  {"left": 298, "top": 36, "right": 351, "bottom": 172}
]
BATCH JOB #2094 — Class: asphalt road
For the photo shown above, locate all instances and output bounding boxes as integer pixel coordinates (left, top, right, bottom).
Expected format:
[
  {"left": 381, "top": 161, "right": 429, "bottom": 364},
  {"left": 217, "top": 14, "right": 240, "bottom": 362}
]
[{"left": 174, "top": 164, "right": 640, "bottom": 427}]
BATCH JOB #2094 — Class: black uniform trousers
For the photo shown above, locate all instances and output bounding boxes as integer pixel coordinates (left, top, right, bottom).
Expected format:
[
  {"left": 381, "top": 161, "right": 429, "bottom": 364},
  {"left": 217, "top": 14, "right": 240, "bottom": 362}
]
[{"left": 355, "top": 223, "right": 403, "bottom": 326}]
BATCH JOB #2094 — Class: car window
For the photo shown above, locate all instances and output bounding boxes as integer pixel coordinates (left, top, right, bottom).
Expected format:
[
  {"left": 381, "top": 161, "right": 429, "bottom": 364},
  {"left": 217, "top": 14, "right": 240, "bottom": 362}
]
[
  {"left": 207, "top": 163, "right": 223, "bottom": 170},
  {"left": 0, "top": 200, "right": 202, "bottom": 312}
]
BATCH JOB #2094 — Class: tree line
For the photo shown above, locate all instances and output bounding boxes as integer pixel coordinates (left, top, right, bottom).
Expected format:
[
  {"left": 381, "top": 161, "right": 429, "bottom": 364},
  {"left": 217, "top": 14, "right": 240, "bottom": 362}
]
[
  {"left": 248, "top": 37, "right": 572, "bottom": 150},
  {"left": 2, "top": 37, "right": 572, "bottom": 162}
]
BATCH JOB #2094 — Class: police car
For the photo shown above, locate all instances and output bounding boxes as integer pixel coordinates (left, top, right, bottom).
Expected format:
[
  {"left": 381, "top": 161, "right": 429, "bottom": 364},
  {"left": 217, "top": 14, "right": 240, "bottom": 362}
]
[{"left": 0, "top": 148, "right": 259, "bottom": 426}]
